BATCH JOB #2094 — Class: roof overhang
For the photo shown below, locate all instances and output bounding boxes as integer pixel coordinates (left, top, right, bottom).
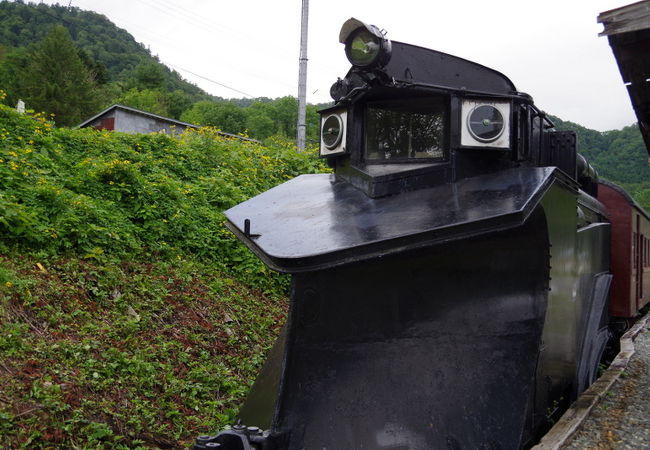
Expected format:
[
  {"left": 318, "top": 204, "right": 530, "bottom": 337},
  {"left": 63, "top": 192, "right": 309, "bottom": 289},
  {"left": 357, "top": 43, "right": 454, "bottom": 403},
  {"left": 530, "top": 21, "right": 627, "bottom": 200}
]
[
  {"left": 76, "top": 104, "right": 260, "bottom": 143},
  {"left": 598, "top": 1, "right": 650, "bottom": 155},
  {"left": 76, "top": 104, "right": 199, "bottom": 130}
]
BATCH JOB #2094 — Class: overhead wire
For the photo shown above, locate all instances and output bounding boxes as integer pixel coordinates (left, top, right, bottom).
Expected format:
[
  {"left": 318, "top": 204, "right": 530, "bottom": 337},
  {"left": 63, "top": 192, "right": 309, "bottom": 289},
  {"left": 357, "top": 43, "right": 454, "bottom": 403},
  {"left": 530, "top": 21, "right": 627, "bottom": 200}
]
[
  {"left": 145, "top": 0, "right": 231, "bottom": 35},
  {"left": 58, "top": 0, "right": 263, "bottom": 97},
  {"left": 164, "top": 62, "right": 256, "bottom": 98},
  {"left": 84, "top": 0, "right": 339, "bottom": 81},
  {"left": 130, "top": 0, "right": 309, "bottom": 70},
  {"left": 131, "top": 0, "right": 217, "bottom": 35},
  {"left": 25, "top": 0, "right": 338, "bottom": 100}
]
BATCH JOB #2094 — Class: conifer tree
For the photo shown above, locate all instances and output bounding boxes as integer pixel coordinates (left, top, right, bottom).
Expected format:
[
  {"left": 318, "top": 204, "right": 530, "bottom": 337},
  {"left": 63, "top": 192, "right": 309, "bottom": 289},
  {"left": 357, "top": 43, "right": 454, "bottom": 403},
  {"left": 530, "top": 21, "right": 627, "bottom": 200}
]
[{"left": 22, "top": 25, "right": 100, "bottom": 126}]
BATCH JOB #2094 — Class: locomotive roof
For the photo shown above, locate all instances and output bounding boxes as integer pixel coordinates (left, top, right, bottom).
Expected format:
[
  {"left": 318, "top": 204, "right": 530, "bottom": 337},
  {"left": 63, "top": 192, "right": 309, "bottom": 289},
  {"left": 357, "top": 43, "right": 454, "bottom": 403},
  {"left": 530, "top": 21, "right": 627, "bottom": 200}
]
[{"left": 380, "top": 40, "right": 518, "bottom": 95}]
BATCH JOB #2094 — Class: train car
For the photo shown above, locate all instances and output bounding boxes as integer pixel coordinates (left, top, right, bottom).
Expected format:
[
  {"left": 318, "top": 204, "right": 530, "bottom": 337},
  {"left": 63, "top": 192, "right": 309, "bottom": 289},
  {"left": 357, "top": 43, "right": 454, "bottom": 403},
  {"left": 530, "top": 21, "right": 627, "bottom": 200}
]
[
  {"left": 195, "top": 18, "right": 649, "bottom": 450},
  {"left": 598, "top": 180, "right": 650, "bottom": 321}
]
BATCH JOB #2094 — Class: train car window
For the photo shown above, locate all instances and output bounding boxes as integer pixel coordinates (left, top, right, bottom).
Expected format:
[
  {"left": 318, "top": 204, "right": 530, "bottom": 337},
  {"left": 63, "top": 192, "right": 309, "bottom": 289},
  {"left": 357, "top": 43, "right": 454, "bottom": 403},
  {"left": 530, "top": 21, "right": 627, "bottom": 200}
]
[
  {"left": 639, "top": 235, "right": 645, "bottom": 267},
  {"left": 365, "top": 96, "right": 447, "bottom": 161}
]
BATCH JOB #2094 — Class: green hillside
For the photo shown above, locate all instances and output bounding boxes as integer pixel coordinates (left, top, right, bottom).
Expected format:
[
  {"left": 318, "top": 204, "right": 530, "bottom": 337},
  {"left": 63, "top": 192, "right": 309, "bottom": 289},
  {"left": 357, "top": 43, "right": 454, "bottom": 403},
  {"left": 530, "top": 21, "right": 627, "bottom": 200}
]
[
  {"left": 0, "top": 0, "right": 210, "bottom": 99},
  {"left": 0, "top": 101, "right": 328, "bottom": 448}
]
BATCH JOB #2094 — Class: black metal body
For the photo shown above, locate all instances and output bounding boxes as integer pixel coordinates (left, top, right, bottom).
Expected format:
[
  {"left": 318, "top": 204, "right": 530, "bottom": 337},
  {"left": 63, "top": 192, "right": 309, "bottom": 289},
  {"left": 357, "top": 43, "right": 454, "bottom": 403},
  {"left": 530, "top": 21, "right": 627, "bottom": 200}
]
[
  {"left": 200, "top": 18, "right": 617, "bottom": 450},
  {"left": 248, "top": 210, "right": 551, "bottom": 449}
]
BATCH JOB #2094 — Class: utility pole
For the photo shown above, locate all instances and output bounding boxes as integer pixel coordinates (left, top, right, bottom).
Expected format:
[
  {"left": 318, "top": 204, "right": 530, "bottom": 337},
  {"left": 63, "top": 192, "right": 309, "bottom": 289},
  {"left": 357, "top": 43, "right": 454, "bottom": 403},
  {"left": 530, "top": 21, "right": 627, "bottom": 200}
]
[{"left": 296, "top": 0, "right": 309, "bottom": 151}]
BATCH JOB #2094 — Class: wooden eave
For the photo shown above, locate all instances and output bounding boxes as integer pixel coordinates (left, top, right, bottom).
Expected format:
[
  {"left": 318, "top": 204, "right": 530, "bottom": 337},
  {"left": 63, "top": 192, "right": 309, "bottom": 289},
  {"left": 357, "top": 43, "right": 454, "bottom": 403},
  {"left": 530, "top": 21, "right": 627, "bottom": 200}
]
[{"left": 598, "top": 1, "right": 650, "bottom": 155}]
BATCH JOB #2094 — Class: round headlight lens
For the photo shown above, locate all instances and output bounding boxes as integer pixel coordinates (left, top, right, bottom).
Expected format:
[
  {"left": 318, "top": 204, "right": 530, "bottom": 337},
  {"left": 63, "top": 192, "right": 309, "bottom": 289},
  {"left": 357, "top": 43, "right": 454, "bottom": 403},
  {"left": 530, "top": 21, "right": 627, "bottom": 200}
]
[
  {"left": 322, "top": 114, "right": 344, "bottom": 149},
  {"left": 346, "top": 29, "right": 381, "bottom": 66},
  {"left": 467, "top": 105, "right": 505, "bottom": 142}
]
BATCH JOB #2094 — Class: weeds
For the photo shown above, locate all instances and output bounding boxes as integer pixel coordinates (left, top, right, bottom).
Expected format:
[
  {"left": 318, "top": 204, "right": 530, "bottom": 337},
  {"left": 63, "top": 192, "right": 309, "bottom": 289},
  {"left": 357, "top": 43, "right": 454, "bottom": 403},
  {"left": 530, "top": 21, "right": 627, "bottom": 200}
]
[
  {"left": 0, "top": 99, "right": 324, "bottom": 447},
  {"left": 0, "top": 255, "right": 288, "bottom": 448}
]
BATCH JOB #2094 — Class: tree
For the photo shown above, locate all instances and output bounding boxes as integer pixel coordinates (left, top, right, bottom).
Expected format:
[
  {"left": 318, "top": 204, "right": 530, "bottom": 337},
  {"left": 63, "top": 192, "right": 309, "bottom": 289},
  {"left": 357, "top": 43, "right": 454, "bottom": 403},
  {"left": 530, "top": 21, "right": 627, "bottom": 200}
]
[
  {"left": 0, "top": 45, "right": 30, "bottom": 107},
  {"left": 118, "top": 88, "right": 170, "bottom": 117},
  {"left": 306, "top": 104, "right": 320, "bottom": 144},
  {"left": 246, "top": 102, "right": 276, "bottom": 139},
  {"left": 180, "top": 101, "right": 247, "bottom": 134},
  {"left": 21, "top": 25, "right": 100, "bottom": 126},
  {"left": 133, "top": 62, "right": 166, "bottom": 90},
  {"left": 77, "top": 48, "right": 108, "bottom": 84},
  {"left": 166, "top": 90, "right": 193, "bottom": 120},
  {"left": 272, "top": 96, "right": 298, "bottom": 137}
]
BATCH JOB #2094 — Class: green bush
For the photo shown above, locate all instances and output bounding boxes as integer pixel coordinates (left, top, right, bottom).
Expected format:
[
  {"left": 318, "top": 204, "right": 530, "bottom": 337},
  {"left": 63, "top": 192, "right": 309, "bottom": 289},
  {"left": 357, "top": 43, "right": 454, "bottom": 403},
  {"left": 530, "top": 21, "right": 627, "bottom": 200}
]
[{"left": 0, "top": 100, "right": 327, "bottom": 290}]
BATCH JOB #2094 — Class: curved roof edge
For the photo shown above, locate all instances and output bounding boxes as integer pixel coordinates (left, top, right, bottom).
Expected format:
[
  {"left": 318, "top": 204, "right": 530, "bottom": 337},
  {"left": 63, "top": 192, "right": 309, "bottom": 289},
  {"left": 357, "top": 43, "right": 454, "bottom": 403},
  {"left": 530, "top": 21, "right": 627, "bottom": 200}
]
[{"left": 599, "top": 178, "right": 650, "bottom": 221}]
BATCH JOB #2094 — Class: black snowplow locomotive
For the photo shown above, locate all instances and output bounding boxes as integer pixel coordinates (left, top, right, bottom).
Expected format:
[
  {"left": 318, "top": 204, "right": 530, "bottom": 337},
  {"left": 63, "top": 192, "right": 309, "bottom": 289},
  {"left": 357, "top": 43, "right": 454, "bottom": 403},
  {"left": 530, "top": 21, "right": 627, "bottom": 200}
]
[{"left": 197, "top": 18, "right": 618, "bottom": 449}]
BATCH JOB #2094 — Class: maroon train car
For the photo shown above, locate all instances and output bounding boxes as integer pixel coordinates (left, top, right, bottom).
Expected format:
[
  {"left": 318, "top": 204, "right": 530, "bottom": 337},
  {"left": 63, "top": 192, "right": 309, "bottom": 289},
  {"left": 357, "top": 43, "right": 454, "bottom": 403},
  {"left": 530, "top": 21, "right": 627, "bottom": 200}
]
[{"left": 598, "top": 180, "right": 650, "bottom": 318}]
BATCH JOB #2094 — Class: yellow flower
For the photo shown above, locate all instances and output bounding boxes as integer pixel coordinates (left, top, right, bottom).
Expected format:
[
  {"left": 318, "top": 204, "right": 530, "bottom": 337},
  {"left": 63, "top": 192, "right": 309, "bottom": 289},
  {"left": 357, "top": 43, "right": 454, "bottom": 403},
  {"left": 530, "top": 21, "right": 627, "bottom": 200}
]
[{"left": 4, "top": 281, "right": 13, "bottom": 287}]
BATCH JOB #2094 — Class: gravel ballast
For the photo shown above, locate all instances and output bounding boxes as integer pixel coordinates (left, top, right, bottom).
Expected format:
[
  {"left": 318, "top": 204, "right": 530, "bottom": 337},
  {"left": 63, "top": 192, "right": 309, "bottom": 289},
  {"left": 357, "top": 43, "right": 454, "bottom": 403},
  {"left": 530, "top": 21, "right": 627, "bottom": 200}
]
[{"left": 563, "top": 320, "right": 650, "bottom": 449}]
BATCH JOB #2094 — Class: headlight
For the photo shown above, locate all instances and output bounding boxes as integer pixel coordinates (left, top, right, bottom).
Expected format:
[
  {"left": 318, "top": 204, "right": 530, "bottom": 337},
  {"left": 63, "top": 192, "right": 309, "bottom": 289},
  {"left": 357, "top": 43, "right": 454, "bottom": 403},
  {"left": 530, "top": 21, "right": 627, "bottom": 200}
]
[
  {"left": 340, "top": 18, "right": 391, "bottom": 69},
  {"left": 320, "top": 109, "right": 348, "bottom": 157},
  {"left": 346, "top": 28, "right": 381, "bottom": 66}
]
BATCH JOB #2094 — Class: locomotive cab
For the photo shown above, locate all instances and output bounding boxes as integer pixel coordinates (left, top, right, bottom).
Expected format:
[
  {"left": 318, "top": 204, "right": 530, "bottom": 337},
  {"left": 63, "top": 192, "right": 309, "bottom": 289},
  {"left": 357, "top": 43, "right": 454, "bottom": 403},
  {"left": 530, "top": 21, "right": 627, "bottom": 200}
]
[{"left": 320, "top": 18, "right": 599, "bottom": 199}]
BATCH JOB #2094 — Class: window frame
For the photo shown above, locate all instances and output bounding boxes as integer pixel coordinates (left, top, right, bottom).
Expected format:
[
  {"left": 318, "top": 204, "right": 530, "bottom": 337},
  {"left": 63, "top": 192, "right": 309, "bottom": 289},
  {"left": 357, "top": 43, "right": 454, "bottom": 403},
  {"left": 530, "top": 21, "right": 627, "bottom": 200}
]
[{"left": 362, "top": 94, "right": 450, "bottom": 164}]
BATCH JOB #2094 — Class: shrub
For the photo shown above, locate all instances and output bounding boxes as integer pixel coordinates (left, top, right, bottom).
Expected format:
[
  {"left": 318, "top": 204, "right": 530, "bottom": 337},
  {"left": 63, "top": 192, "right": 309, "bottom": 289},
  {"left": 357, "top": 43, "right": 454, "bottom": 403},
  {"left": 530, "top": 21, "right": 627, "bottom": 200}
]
[{"left": 0, "top": 102, "right": 328, "bottom": 290}]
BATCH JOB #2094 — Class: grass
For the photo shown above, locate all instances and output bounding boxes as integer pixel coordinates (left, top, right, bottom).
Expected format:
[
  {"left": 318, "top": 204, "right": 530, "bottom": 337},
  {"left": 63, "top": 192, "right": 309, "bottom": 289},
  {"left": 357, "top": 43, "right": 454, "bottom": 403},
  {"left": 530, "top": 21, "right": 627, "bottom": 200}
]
[{"left": 0, "top": 254, "right": 287, "bottom": 448}]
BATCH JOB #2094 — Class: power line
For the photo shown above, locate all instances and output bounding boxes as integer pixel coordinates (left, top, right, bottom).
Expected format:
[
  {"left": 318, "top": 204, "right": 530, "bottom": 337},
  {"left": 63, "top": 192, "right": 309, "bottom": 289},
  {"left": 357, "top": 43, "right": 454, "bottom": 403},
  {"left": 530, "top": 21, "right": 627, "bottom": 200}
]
[
  {"left": 133, "top": 0, "right": 212, "bottom": 33},
  {"left": 153, "top": 0, "right": 230, "bottom": 34},
  {"left": 70, "top": 7, "right": 296, "bottom": 97},
  {"left": 164, "top": 62, "right": 256, "bottom": 98},
  {"left": 25, "top": 0, "right": 302, "bottom": 99}
]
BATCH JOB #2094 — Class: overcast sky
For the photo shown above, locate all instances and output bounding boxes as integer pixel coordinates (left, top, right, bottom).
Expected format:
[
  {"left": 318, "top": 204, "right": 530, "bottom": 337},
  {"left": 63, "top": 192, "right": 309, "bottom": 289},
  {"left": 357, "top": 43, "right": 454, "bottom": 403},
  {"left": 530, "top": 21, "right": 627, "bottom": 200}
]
[{"left": 37, "top": 0, "right": 637, "bottom": 131}]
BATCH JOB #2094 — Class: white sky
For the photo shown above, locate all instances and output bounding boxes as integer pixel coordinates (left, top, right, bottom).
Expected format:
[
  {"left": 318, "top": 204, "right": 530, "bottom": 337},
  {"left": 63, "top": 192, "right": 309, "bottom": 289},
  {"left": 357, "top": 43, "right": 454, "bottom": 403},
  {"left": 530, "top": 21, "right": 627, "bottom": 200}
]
[{"left": 37, "top": 0, "right": 638, "bottom": 131}]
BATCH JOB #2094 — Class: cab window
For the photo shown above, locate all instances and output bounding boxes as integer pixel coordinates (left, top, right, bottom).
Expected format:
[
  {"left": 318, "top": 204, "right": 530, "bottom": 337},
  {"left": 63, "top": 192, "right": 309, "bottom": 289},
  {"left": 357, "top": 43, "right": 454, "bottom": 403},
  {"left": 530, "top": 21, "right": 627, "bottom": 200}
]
[{"left": 365, "top": 96, "right": 448, "bottom": 162}]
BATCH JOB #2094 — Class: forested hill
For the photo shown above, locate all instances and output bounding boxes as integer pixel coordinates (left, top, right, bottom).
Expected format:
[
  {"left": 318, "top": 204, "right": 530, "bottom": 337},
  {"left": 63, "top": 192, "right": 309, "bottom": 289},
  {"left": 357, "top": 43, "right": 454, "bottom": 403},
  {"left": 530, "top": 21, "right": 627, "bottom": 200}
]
[{"left": 0, "top": 0, "right": 210, "bottom": 100}]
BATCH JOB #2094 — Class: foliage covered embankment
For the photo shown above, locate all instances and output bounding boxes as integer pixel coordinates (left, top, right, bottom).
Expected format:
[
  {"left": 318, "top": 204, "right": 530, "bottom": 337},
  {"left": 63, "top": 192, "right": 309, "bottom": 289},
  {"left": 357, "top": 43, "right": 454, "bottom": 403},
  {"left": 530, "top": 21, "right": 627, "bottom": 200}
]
[{"left": 0, "top": 101, "right": 328, "bottom": 448}]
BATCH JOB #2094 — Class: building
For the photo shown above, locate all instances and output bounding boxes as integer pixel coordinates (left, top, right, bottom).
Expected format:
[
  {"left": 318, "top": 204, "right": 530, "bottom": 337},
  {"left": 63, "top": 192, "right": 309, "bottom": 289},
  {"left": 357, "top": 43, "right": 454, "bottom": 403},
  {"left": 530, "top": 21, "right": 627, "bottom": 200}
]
[
  {"left": 78, "top": 104, "right": 259, "bottom": 142},
  {"left": 78, "top": 104, "right": 198, "bottom": 135}
]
